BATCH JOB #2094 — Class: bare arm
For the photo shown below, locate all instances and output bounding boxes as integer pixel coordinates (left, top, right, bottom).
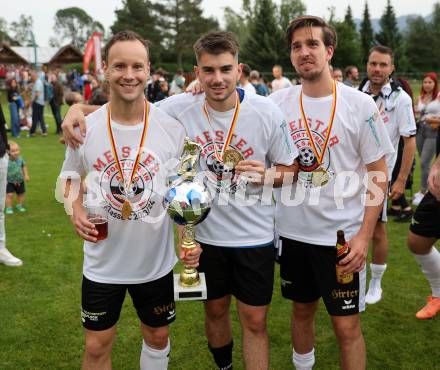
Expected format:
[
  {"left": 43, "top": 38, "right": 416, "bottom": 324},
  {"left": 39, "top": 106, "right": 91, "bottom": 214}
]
[
  {"left": 339, "top": 156, "right": 388, "bottom": 274},
  {"left": 61, "top": 103, "right": 100, "bottom": 148},
  {"left": 390, "top": 136, "right": 416, "bottom": 200},
  {"left": 22, "top": 164, "right": 29, "bottom": 181}
]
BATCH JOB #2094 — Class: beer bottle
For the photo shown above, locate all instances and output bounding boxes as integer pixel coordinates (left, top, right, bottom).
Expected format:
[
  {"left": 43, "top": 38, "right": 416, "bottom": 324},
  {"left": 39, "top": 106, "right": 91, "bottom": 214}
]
[{"left": 336, "top": 230, "right": 353, "bottom": 284}]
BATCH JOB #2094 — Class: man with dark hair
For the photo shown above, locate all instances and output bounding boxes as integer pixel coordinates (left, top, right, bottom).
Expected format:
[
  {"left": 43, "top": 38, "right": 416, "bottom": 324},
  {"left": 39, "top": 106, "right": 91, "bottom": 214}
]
[
  {"left": 156, "top": 30, "right": 297, "bottom": 370},
  {"left": 360, "top": 45, "right": 416, "bottom": 305},
  {"left": 60, "top": 29, "right": 298, "bottom": 370},
  {"left": 270, "top": 15, "right": 393, "bottom": 369},
  {"left": 343, "top": 65, "right": 359, "bottom": 87},
  {"left": 238, "top": 63, "right": 256, "bottom": 94},
  {"left": 58, "top": 30, "right": 200, "bottom": 370}
]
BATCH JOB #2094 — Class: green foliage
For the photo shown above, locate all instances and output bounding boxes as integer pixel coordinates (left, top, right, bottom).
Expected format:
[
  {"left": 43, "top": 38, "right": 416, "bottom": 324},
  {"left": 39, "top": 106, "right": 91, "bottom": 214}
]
[
  {"left": 360, "top": 2, "right": 374, "bottom": 65},
  {"left": 224, "top": 6, "right": 248, "bottom": 48},
  {"left": 375, "top": 0, "right": 408, "bottom": 70},
  {"left": 405, "top": 17, "right": 436, "bottom": 73},
  {"left": 111, "top": 0, "right": 165, "bottom": 63},
  {"left": 278, "top": 0, "right": 306, "bottom": 32},
  {"left": 54, "top": 7, "right": 104, "bottom": 49},
  {"left": 9, "top": 15, "right": 33, "bottom": 46},
  {"left": 160, "top": 0, "right": 219, "bottom": 68},
  {"left": 225, "top": 0, "right": 305, "bottom": 72},
  {"left": 329, "top": 7, "right": 362, "bottom": 71},
  {"left": 241, "top": 0, "right": 283, "bottom": 71},
  {"left": 344, "top": 6, "right": 356, "bottom": 31}
]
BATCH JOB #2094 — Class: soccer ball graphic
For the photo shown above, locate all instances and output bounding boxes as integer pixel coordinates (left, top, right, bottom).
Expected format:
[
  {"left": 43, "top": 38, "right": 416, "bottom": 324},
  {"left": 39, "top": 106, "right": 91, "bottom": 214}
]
[{"left": 300, "top": 147, "right": 316, "bottom": 167}]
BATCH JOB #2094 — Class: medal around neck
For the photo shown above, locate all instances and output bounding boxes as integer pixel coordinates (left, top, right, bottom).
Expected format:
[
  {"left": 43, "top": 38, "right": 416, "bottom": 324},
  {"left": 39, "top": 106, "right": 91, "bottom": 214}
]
[{"left": 164, "top": 138, "right": 212, "bottom": 300}]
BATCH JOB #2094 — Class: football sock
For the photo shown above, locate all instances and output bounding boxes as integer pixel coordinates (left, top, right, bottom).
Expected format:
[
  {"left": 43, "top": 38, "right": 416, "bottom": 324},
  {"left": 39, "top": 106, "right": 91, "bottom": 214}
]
[
  {"left": 208, "top": 340, "right": 233, "bottom": 370},
  {"left": 140, "top": 338, "right": 170, "bottom": 370},
  {"left": 292, "top": 348, "right": 315, "bottom": 370},
  {"left": 414, "top": 247, "right": 440, "bottom": 297}
]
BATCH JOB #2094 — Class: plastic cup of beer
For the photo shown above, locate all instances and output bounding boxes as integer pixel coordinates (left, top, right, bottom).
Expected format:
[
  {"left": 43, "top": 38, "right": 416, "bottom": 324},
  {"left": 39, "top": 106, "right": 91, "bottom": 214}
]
[{"left": 84, "top": 201, "right": 108, "bottom": 241}]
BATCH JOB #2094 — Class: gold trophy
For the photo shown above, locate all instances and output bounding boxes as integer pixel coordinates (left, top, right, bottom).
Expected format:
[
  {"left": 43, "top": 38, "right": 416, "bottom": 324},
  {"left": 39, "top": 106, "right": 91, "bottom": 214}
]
[{"left": 164, "top": 138, "right": 212, "bottom": 300}]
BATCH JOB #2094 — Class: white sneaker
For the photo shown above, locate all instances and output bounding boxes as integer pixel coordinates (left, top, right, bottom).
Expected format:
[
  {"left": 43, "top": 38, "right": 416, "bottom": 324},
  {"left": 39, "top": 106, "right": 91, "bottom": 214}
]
[
  {"left": 0, "top": 248, "right": 23, "bottom": 266},
  {"left": 412, "top": 192, "right": 424, "bottom": 206},
  {"left": 365, "top": 280, "right": 382, "bottom": 304}
]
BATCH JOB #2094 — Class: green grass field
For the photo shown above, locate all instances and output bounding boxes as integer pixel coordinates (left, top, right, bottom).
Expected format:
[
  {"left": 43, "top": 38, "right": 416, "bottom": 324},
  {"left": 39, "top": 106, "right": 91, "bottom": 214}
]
[{"left": 0, "top": 93, "right": 438, "bottom": 370}]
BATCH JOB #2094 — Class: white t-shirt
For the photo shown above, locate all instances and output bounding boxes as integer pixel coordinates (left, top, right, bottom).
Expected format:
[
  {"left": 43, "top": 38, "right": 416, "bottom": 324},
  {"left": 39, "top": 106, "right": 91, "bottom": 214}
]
[
  {"left": 270, "top": 83, "right": 394, "bottom": 246},
  {"left": 271, "top": 77, "right": 292, "bottom": 92},
  {"left": 361, "top": 81, "right": 417, "bottom": 174},
  {"left": 59, "top": 103, "right": 185, "bottom": 284},
  {"left": 157, "top": 89, "right": 298, "bottom": 247},
  {"left": 239, "top": 81, "right": 256, "bottom": 94}
]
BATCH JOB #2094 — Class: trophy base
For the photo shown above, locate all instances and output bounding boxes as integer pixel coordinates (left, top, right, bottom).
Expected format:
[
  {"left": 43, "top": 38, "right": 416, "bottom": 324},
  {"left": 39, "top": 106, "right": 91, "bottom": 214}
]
[{"left": 173, "top": 273, "right": 207, "bottom": 301}]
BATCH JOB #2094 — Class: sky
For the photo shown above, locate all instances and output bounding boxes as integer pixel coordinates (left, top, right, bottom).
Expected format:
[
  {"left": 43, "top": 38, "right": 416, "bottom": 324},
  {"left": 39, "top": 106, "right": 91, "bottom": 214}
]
[{"left": 2, "top": 0, "right": 438, "bottom": 46}]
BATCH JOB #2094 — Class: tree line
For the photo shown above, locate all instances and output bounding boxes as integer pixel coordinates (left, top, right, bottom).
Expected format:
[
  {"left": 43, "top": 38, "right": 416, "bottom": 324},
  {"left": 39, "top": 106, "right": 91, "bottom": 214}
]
[{"left": 1, "top": 0, "right": 439, "bottom": 73}]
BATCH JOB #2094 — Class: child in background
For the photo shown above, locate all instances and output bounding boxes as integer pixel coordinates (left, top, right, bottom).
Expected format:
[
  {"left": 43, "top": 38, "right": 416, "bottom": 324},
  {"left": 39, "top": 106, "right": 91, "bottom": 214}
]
[{"left": 5, "top": 141, "right": 29, "bottom": 214}]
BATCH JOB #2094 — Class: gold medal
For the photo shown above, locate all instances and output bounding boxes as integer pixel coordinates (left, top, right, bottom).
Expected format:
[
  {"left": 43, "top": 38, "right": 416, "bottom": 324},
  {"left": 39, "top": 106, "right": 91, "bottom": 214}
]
[
  {"left": 311, "top": 167, "right": 329, "bottom": 187},
  {"left": 299, "top": 81, "right": 336, "bottom": 188},
  {"left": 121, "top": 200, "right": 132, "bottom": 220},
  {"left": 107, "top": 100, "right": 150, "bottom": 220},
  {"left": 223, "top": 147, "right": 243, "bottom": 169}
]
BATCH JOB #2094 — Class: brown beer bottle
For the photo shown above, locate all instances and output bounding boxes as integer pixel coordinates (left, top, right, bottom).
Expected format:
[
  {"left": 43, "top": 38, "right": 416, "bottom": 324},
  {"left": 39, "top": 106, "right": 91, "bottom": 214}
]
[{"left": 336, "top": 230, "right": 353, "bottom": 284}]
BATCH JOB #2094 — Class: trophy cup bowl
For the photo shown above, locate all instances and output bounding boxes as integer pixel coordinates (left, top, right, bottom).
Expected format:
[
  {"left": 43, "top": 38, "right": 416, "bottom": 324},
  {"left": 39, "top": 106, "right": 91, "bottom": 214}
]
[{"left": 164, "top": 176, "right": 212, "bottom": 289}]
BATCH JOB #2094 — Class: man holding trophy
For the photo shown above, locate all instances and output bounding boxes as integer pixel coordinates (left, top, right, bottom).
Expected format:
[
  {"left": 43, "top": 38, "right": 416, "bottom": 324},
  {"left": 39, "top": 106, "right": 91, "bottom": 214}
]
[
  {"left": 59, "top": 31, "right": 201, "bottom": 370},
  {"left": 61, "top": 31, "right": 298, "bottom": 370},
  {"left": 157, "top": 32, "right": 299, "bottom": 370}
]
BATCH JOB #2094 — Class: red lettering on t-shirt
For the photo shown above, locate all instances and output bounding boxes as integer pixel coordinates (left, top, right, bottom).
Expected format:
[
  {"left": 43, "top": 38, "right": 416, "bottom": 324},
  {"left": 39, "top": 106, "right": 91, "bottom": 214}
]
[
  {"left": 236, "top": 138, "right": 247, "bottom": 151},
  {"left": 215, "top": 130, "right": 224, "bottom": 142},
  {"left": 93, "top": 158, "right": 107, "bottom": 171},
  {"left": 103, "top": 150, "right": 113, "bottom": 164},
  {"left": 328, "top": 135, "right": 339, "bottom": 147},
  {"left": 242, "top": 147, "right": 254, "bottom": 159},
  {"left": 122, "top": 146, "right": 131, "bottom": 158},
  {"left": 203, "top": 131, "right": 212, "bottom": 142}
]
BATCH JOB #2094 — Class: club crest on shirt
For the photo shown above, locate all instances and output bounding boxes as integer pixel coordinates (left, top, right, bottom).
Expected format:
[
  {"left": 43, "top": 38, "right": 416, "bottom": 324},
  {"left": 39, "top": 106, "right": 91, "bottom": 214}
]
[
  {"left": 291, "top": 128, "right": 335, "bottom": 189},
  {"left": 199, "top": 141, "right": 248, "bottom": 194},
  {"left": 97, "top": 155, "right": 160, "bottom": 220}
]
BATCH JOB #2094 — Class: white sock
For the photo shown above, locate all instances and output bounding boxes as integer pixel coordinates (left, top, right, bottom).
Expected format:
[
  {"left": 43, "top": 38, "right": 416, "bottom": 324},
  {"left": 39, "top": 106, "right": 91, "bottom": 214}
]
[
  {"left": 413, "top": 247, "right": 440, "bottom": 298},
  {"left": 292, "top": 348, "right": 315, "bottom": 370},
  {"left": 369, "top": 263, "right": 387, "bottom": 285},
  {"left": 140, "top": 339, "right": 170, "bottom": 370}
]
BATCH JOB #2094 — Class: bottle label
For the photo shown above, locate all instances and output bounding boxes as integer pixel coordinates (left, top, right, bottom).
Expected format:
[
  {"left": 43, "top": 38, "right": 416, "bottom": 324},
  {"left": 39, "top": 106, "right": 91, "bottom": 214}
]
[{"left": 336, "top": 265, "right": 353, "bottom": 284}]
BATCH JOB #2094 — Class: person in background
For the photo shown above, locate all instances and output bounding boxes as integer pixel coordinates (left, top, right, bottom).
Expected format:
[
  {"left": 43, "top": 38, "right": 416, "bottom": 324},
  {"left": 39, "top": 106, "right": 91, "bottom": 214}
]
[
  {"left": 413, "top": 72, "right": 440, "bottom": 206},
  {"left": 332, "top": 67, "right": 343, "bottom": 82},
  {"left": 7, "top": 79, "right": 21, "bottom": 138},
  {"left": 271, "top": 64, "right": 292, "bottom": 92},
  {"left": 343, "top": 65, "right": 360, "bottom": 88},
  {"left": 29, "top": 70, "right": 47, "bottom": 137},
  {"left": 169, "top": 69, "right": 186, "bottom": 96},
  {"left": 250, "top": 70, "right": 269, "bottom": 97},
  {"left": 49, "top": 72, "right": 64, "bottom": 134},
  {"left": 238, "top": 63, "right": 256, "bottom": 94},
  {"left": 5, "top": 141, "right": 29, "bottom": 214}
]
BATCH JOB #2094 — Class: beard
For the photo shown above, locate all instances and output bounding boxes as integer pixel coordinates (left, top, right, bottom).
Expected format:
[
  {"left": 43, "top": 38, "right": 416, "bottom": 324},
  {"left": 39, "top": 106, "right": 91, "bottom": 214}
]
[{"left": 298, "top": 69, "right": 323, "bottom": 82}]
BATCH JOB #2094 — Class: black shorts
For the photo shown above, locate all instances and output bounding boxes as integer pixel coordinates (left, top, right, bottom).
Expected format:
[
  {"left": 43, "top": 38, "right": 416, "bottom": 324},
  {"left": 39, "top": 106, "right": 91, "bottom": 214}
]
[
  {"left": 410, "top": 192, "right": 440, "bottom": 239},
  {"left": 6, "top": 181, "right": 25, "bottom": 195},
  {"left": 81, "top": 271, "right": 176, "bottom": 331},
  {"left": 198, "top": 242, "right": 275, "bottom": 306},
  {"left": 279, "top": 237, "right": 366, "bottom": 316}
]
